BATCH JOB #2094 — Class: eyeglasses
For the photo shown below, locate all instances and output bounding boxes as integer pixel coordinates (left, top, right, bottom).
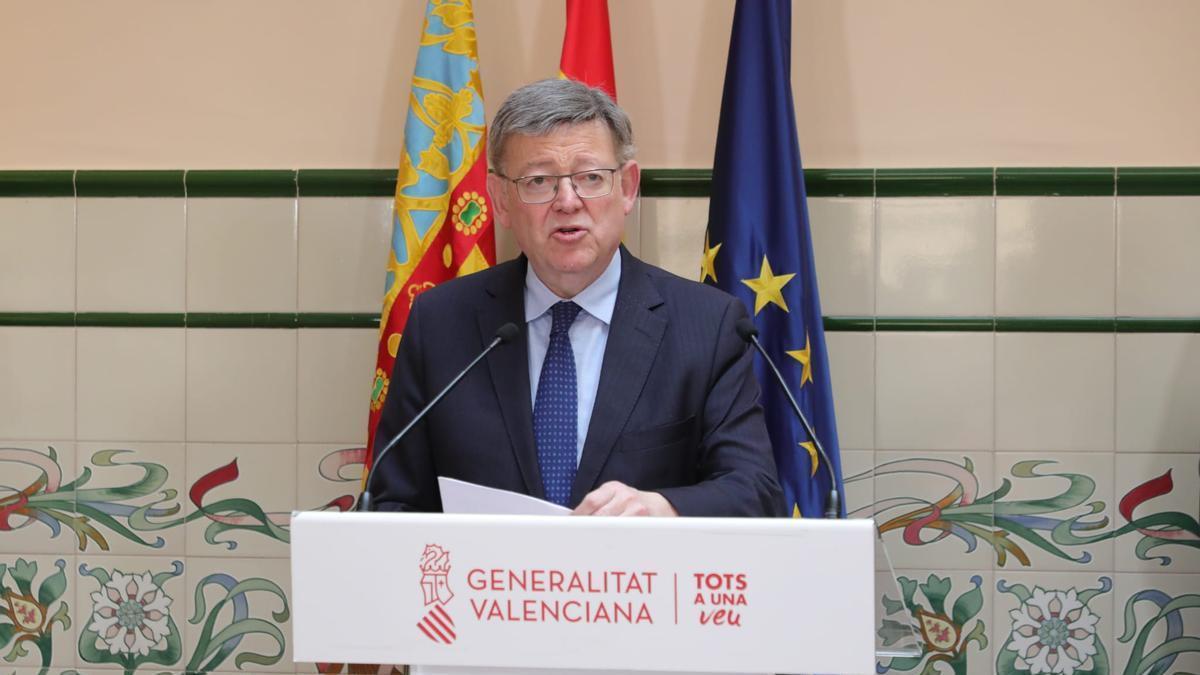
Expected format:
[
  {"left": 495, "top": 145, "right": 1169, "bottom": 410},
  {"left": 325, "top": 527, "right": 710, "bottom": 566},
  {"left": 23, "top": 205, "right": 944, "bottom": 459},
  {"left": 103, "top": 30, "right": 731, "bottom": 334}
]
[{"left": 493, "top": 167, "right": 620, "bottom": 204}]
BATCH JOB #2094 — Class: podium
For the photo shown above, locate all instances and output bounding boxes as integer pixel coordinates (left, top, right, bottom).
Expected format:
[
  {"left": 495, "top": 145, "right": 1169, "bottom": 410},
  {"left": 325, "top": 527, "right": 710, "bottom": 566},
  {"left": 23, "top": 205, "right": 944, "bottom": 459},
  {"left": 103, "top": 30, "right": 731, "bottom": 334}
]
[{"left": 292, "top": 512, "right": 915, "bottom": 674}]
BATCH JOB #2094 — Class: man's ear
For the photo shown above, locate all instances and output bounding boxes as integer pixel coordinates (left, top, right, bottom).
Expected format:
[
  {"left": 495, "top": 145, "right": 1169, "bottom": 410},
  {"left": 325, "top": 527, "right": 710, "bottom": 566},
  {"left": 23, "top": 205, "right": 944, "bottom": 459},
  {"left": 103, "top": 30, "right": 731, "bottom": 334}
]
[
  {"left": 486, "top": 172, "right": 511, "bottom": 229},
  {"left": 619, "top": 160, "right": 640, "bottom": 215}
]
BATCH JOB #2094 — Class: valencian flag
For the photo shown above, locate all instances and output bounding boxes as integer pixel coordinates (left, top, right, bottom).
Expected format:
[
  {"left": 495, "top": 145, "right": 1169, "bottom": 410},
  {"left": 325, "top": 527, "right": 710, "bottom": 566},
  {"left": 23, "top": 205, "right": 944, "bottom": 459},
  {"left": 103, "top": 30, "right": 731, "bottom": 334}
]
[
  {"left": 559, "top": 0, "right": 617, "bottom": 99},
  {"left": 702, "top": 0, "right": 845, "bottom": 518},
  {"left": 366, "top": 0, "right": 496, "bottom": 470}
]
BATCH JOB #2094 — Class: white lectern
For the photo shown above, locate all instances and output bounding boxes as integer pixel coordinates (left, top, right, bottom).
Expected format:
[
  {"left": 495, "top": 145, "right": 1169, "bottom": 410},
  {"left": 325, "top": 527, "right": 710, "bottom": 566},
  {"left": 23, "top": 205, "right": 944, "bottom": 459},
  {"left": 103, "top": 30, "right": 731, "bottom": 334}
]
[{"left": 292, "top": 512, "right": 898, "bottom": 674}]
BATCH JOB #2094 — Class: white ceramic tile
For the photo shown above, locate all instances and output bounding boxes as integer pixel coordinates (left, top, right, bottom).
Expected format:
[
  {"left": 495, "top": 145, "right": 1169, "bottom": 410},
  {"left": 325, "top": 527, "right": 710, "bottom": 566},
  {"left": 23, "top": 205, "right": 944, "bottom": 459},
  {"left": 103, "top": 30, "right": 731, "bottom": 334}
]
[
  {"left": 0, "top": 327, "right": 75, "bottom": 439},
  {"left": 186, "top": 198, "right": 298, "bottom": 312},
  {"left": 0, "top": 442, "right": 76, "bottom": 554},
  {"left": 297, "top": 329, "right": 376, "bottom": 443},
  {"left": 77, "top": 328, "right": 185, "bottom": 442},
  {"left": 297, "top": 443, "right": 363, "bottom": 513},
  {"left": 809, "top": 197, "right": 875, "bottom": 315},
  {"left": 1116, "top": 333, "right": 1200, "bottom": 452},
  {"left": 75, "top": 442, "right": 186, "bottom": 555},
  {"left": 636, "top": 197, "right": 709, "bottom": 281},
  {"left": 1117, "top": 196, "right": 1200, "bottom": 316},
  {"left": 1111, "top": 573, "right": 1200, "bottom": 675},
  {"left": 297, "top": 197, "right": 394, "bottom": 313},
  {"left": 874, "top": 451, "right": 995, "bottom": 570},
  {"left": 0, "top": 197, "right": 75, "bottom": 311},
  {"left": 1113, "top": 453, "right": 1200, "bottom": 572},
  {"left": 992, "top": 572, "right": 1115, "bottom": 675},
  {"left": 995, "top": 333, "right": 1115, "bottom": 452},
  {"left": 996, "top": 197, "right": 1115, "bottom": 316},
  {"left": 75, "top": 553, "right": 187, "bottom": 671},
  {"left": 76, "top": 198, "right": 185, "bottom": 311},
  {"left": 184, "top": 444, "right": 295, "bottom": 558},
  {"left": 186, "top": 329, "right": 297, "bottom": 442},
  {"left": 184, "top": 557, "right": 293, "bottom": 672},
  {"left": 878, "top": 569, "right": 994, "bottom": 675},
  {"left": 826, "top": 331, "right": 874, "bottom": 451},
  {"left": 0, "top": 553, "right": 77, "bottom": 667},
  {"left": 876, "top": 332, "right": 994, "bottom": 451},
  {"left": 877, "top": 198, "right": 995, "bottom": 316},
  {"left": 993, "top": 453, "right": 1115, "bottom": 571}
]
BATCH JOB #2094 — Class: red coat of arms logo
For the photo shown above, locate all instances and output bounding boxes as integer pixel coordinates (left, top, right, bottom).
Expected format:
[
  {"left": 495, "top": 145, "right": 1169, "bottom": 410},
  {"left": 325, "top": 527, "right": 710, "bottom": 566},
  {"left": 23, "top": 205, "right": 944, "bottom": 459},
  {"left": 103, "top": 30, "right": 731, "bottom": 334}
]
[{"left": 416, "top": 544, "right": 456, "bottom": 644}]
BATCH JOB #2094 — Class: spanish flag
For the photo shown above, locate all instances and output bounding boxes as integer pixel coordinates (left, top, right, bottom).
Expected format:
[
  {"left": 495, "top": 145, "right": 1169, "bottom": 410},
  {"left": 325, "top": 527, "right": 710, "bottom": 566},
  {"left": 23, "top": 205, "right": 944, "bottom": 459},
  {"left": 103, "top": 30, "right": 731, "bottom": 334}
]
[
  {"left": 366, "top": 0, "right": 495, "bottom": 469},
  {"left": 559, "top": 0, "right": 617, "bottom": 99}
]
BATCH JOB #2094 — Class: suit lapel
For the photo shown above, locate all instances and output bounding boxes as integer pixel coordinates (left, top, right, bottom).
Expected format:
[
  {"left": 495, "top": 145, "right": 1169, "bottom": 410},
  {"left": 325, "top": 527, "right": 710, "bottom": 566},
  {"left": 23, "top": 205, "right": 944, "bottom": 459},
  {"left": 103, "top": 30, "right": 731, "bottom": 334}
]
[
  {"left": 478, "top": 257, "right": 543, "bottom": 498},
  {"left": 572, "top": 249, "right": 667, "bottom": 503}
]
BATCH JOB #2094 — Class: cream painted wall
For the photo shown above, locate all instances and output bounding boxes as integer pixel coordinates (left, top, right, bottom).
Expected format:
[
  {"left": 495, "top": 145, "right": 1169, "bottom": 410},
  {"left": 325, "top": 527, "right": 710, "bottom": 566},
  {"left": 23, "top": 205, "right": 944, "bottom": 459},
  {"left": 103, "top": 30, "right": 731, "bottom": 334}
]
[{"left": 3, "top": 0, "right": 1199, "bottom": 169}]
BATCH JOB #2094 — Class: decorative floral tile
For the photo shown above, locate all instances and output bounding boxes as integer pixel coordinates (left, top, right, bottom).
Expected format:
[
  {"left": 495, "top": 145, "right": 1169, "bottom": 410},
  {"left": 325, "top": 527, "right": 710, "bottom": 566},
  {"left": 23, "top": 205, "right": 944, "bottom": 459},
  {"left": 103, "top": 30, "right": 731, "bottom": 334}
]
[
  {"left": 992, "top": 453, "right": 1116, "bottom": 571},
  {"left": 0, "top": 443, "right": 78, "bottom": 555},
  {"left": 75, "top": 443, "right": 186, "bottom": 556},
  {"left": 183, "top": 558, "right": 293, "bottom": 674},
  {"left": 184, "top": 444, "right": 295, "bottom": 558},
  {"left": 0, "top": 554, "right": 76, "bottom": 669},
  {"left": 296, "top": 444, "right": 362, "bottom": 514},
  {"left": 1113, "top": 453, "right": 1200, "bottom": 573},
  {"left": 1110, "top": 573, "right": 1200, "bottom": 675},
  {"left": 877, "top": 569, "right": 993, "bottom": 675},
  {"left": 74, "top": 555, "right": 186, "bottom": 673},
  {"left": 993, "top": 572, "right": 1115, "bottom": 675},
  {"left": 873, "top": 451, "right": 996, "bottom": 571}
]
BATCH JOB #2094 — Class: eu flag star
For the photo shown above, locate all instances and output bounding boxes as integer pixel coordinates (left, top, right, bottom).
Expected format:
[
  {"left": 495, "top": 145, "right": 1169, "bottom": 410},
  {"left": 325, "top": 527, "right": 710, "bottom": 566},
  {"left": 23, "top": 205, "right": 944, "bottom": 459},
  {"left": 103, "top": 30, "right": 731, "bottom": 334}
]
[
  {"left": 799, "top": 441, "right": 819, "bottom": 477},
  {"left": 700, "top": 233, "right": 722, "bottom": 283},
  {"left": 741, "top": 256, "right": 795, "bottom": 314},
  {"left": 785, "top": 334, "right": 814, "bottom": 387}
]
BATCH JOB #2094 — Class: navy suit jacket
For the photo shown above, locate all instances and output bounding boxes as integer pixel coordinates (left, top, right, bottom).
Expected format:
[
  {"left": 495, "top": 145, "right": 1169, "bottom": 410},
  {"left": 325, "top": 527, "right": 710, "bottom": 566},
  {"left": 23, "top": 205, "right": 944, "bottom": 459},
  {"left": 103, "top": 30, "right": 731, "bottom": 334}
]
[{"left": 373, "top": 247, "right": 785, "bottom": 517}]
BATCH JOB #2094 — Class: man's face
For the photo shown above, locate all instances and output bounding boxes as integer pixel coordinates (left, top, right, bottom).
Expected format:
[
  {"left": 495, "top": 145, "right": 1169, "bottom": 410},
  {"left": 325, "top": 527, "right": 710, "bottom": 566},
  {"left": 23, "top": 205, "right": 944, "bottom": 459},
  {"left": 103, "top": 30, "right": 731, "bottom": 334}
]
[{"left": 487, "top": 120, "right": 640, "bottom": 298}]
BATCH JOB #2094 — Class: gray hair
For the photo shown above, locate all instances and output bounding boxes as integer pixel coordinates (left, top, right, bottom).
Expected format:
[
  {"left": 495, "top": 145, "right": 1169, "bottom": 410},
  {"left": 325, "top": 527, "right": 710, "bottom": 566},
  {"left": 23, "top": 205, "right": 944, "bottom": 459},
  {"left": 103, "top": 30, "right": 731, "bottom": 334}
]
[{"left": 488, "top": 78, "right": 636, "bottom": 174}]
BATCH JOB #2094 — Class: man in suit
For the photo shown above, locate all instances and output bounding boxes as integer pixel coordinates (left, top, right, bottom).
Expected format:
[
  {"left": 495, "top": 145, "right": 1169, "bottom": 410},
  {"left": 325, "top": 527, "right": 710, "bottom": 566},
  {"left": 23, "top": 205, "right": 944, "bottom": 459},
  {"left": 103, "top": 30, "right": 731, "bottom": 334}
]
[{"left": 374, "top": 79, "right": 784, "bottom": 517}]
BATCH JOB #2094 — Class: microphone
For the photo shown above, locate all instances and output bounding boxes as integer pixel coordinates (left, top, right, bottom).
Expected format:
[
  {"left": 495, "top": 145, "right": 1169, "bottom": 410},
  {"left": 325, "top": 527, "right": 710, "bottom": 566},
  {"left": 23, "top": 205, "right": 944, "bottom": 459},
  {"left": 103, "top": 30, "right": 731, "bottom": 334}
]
[
  {"left": 735, "top": 317, "right": 841, "bottom": 519},
  {"left": 357, "top": 322, "right": 520, "bottom": 511}
]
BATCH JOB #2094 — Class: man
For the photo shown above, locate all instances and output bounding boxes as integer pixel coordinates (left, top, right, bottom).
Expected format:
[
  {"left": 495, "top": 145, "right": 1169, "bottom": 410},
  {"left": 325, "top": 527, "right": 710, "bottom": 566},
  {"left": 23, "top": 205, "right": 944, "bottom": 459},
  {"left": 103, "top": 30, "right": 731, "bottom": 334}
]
[{"left": 374, "top": 79, "right": 784, "bottom": 517}]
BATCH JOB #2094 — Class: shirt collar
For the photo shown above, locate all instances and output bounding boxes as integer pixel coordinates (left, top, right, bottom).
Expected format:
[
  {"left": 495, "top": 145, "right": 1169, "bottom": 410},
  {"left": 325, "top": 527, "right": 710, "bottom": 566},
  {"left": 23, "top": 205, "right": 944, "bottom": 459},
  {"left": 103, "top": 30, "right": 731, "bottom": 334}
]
[{"left": 524, "top": 251, "right": 621, "bottom": 325}]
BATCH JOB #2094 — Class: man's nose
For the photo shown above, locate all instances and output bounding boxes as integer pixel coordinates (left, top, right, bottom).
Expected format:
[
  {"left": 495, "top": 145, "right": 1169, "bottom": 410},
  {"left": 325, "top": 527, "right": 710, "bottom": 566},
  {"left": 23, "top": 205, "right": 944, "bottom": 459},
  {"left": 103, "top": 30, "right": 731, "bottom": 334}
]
[{"left": 552, "top": 175, "right": 583, "bottom": 211}]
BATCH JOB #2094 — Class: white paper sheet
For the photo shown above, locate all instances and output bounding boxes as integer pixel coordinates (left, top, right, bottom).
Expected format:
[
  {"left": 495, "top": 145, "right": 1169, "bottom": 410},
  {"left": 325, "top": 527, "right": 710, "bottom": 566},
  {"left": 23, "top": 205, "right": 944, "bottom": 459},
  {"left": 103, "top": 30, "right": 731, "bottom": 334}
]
[{"left": 437, "top": 477, "right": 570, "bottom": 516}]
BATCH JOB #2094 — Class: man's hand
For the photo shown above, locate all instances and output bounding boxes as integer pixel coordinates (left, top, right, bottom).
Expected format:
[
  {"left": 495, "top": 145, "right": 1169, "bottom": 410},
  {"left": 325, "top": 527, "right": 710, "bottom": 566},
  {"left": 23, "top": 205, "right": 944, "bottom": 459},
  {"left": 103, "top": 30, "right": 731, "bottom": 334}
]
[{"left": 572, "top": 481, "right": 679, "bottom": 517}]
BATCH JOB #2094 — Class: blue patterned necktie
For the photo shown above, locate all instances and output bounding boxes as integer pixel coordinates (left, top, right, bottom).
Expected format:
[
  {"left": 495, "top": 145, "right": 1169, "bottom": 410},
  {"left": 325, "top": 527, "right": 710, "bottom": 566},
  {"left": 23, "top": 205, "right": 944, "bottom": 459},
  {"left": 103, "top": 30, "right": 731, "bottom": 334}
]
[{"left": 534, "top": 301, "right": 583, "bottom": 506}]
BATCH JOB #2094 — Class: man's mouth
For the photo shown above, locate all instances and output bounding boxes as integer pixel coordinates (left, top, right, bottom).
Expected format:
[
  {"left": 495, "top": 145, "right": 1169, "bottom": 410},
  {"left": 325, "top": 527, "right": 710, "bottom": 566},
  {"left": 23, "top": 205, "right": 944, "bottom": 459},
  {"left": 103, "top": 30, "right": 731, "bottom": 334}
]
[{"left": 552, "top": 226, "right": 586, "bottom": 240}]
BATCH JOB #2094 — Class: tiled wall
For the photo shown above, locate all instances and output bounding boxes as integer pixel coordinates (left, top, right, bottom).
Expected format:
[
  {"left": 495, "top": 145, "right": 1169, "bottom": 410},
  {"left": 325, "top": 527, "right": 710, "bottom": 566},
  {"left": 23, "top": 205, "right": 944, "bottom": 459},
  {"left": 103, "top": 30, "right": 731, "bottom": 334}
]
[{"left": 1, "top": 169, "right": 1198, "bottom": 675}]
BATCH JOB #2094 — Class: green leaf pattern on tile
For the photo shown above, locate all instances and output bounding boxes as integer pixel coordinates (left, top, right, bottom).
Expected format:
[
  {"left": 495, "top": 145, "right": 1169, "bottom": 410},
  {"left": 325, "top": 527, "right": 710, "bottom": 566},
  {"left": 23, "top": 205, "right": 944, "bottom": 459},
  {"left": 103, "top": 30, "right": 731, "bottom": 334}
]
[
  {"left": 853, "top": 457, "right": 1200, "bottom": 567},
  {"left": 0, "top": 446, "right": 358, "bottom": 552},
  {"left": 879, "top": 574, "right": 987, "bottom": 675},
  {"left": 1117, "top": 588, "right": 1200, "bottom": 675},
  {"left": 0, "top": 558, "right": 70, "bottom": 668},
  {"left": 185, "top": 572, "right": 290, "bottom": 673}
]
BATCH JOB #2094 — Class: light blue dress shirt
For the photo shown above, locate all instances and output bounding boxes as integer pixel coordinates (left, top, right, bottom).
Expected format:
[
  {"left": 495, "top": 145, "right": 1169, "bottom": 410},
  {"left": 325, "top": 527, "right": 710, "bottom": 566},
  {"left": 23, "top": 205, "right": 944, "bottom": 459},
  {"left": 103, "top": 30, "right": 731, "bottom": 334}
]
[{"left": 524, "top": 252, "right": 620, "bottom": 466}]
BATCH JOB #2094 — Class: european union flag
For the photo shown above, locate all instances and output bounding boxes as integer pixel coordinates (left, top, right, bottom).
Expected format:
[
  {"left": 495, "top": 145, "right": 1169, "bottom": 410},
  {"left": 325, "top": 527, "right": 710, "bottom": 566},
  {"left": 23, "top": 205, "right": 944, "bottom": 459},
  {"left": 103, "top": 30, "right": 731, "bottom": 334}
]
[{"left": 703, "top": 0, "right": 845, "bottom": 518}]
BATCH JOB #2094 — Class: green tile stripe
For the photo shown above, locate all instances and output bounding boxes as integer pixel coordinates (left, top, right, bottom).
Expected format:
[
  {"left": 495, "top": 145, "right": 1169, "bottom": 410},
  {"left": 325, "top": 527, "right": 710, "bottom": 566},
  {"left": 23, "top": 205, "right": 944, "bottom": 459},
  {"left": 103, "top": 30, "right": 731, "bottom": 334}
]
[
  {"left": 875, "top": 168, "right": 994, "bottom": 197},
  {"left": 75, "top": 171, "right": 186, "bottom": 197},
  {"left": 1117, "top": 167, "right": 1200, "bottom": 196},
  {"left": 297, "top": 169, "right": 396, "bottom": 197},
  {"left": 873, "top": 317, "right": 997, "bottom": 331},
  {"left": 639, "top": 169, "right": 712, "bottom": 198},
  {"left": 0, "top": 312, "right": 76, "bottom": 327},
  {"left": 2, "top": 313, "right": 1196, "bottom": 332},
  {"left": 187, "top": 170, "right": 297, "bottom": 197},
  {"left": 0, "top": 171, "right": 75, "bottom": 197},
  {"left": 996, "top": 168, "right": 1115, "bottom": 196},
  {"left": 804, "top": 169, "right": 874, "bottom": 197},
  {"left": 3, "top": 168, "right": 1199, "bottom": 198}
]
